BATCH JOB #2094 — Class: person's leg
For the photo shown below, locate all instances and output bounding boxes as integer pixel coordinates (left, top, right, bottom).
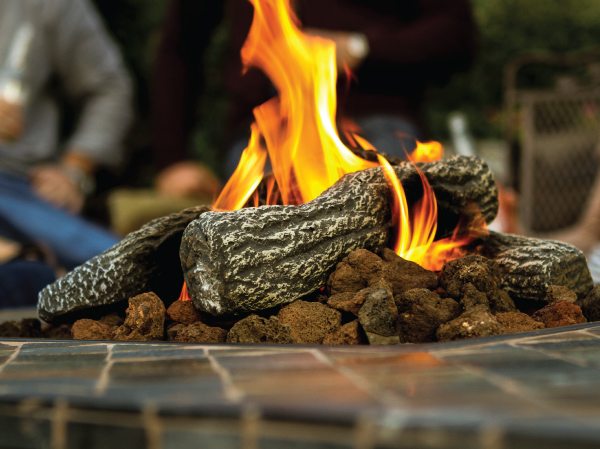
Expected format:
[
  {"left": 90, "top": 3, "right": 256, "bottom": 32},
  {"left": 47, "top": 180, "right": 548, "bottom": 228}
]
[
  {"left": 0, "top": 259, "right": 55, "bottom": 309},
  {"left": 0, "top": 172, "right": 120, "bottom": 269}
]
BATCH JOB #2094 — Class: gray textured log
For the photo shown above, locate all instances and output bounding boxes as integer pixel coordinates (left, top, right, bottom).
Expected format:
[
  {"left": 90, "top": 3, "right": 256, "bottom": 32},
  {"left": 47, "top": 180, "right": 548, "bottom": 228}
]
[
  {"left": 182, "top": 156, "right": 498, "bottom": 315},
  {"left": 481, "top": 231, "right": 594, "bottom": 304},
  {"left": 38, "top": 206, "right": 211, "bottom": 323}
]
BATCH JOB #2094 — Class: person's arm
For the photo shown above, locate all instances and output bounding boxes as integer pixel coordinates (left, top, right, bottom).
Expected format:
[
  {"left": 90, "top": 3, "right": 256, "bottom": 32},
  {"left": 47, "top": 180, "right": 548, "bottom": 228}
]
[
  {"left": 302, "top": 0, "right": 477, "bottom": 72},
  {"left": 48, "top": 0, "right": 133, "bottom": 172},
  {"left": 29, "top": 0, "right": 132, "bottom": 213}
]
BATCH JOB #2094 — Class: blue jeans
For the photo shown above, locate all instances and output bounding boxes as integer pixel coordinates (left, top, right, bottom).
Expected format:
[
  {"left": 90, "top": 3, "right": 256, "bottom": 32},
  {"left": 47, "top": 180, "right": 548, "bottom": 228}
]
[
  {"left": 0, "top": 260, "right": 55, "bottom": 309},
  {"left": 0, "top": 172, "right": 120, "bottom": 269}
]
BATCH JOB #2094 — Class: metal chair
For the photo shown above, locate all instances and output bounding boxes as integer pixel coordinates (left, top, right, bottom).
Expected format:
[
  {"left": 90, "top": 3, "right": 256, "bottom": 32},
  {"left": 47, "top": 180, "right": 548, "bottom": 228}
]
[{"left": 504, "top": 51, "right": 600, "bottom": 233}]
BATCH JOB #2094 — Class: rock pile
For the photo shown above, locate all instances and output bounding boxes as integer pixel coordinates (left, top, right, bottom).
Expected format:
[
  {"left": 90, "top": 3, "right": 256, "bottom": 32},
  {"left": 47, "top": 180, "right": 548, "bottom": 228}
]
[{"left": 24, "top": 249, "right": 592, "bottom": 345}]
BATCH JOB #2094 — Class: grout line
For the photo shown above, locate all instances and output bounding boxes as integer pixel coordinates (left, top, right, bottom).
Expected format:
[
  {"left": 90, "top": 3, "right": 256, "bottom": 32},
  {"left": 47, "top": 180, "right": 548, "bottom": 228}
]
[
  {"left": 143, "top": 403, "right": 163, "bottom": 449},
  {"left": 508, "top": 339, "right": 591, "bottom": 368},
  {"left": 95, "top": 344, "right": 115, "bottom": 396},
  {"left": 51, "top": 398, "right": 69, "bottom": 449},
  {"left": 0, "top": 341, "right": 24, "bottom": 374},
  {"left": 241, "top": 405, "right": 260, "bottom": 449},
  {"left": 309, "top": 348, "right": 405, "bottom": 408},
  {"left": 206, "top": 348, "right": 244, "bottom": 403}
]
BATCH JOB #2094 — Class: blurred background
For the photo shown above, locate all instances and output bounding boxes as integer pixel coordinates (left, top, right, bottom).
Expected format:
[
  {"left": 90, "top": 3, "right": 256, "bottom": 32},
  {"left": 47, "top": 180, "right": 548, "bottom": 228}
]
[{"left": 91, "top": 0, "right": 600, "bottom": 181}]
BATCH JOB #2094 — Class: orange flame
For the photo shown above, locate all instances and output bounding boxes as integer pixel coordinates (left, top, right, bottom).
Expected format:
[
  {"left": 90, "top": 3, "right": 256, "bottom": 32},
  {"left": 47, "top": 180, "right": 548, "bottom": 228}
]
[{"left": 411, "top": 140, "right": 444, "bottom": 162}]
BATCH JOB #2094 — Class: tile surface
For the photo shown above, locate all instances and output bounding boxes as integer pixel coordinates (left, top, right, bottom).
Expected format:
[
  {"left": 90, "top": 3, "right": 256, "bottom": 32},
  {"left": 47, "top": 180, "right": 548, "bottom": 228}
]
[{"left": 1, "top": 323, "right": 600, "bottom": 448}]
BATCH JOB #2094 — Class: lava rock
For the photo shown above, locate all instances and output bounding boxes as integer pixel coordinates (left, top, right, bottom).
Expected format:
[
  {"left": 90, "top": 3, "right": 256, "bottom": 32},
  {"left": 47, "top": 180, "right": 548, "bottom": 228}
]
[
  {"left": 166, "top": 322, "right": 227, "bottom": 343},
  {"left": 0, "top": 321, "right": 22, "bottom": 338},
  {"left": 327, "top": 292, "right": 365, "bottom": 315},
  {"left": 167, "top": 300, "right": 204, "bottom": 325},
  {"left": 0, "top": 319, "right": 42, "bottom": 338},
  {"left": 436, "top": 305, "right": 504, "bottom": 342},
  {"left": 545, "top": 285, "right": 578, "bottom": 304},
  {"left": 380, "top": 248, "right": 439, "bottom": 295},
  {"left": 397, "top": 288, "right": 461, "bottom": 343},
  {"left": 42, "top": 324, "right": 72, "bottom": 340},
  {"left": 226, "top": 315, "right": 295, "bottom": 344},
  {"left": 496, "top": 312, "right": 545, "bottom": 334},
  {"left": 532, "top": 300, "right": 587, "bottom": 328},
  {"left": 323, "top": 320, "right": 363, "bottom": 345},
  {"left": 358, "top": 280, "right": 398, "bottom": 339},
  {"left": 114, "top": 292, "right": 166, "bottom": 342},
  {"left": 441, "top": 255, "right": 504, "bottom": 299},
  {"left": 327, "top": 249, "right": 386, "bottom": 295},
  {"left": 575, "top": 286, "right": 600, "bottom": 322},
  {"left": 71, "top": 319, "right": 114, "bottom": 340},
  {"left": 328, "top": 249, "right": 438, "bottom": 298},
  {"left": 460, "top": 283, "right": 489, "bottom": 310},
  {"left": 97, "top": 312, "right": 124, "bottom": 328},
  {"left": 488, "top": 289, "right": 517, "bottom": 314},
  {"left": 364, "top": 332, "right": 400, "bottom": 345},
  {"left": 277, "top": 300, "right": 342, "bottom": 344}
]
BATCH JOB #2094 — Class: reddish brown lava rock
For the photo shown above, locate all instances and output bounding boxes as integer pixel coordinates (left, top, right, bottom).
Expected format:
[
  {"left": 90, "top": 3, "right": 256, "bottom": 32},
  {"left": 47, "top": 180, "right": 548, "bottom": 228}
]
[
  {"left": 97, "top": 312, "right": 124, "bottom": 328},
  {"left": 0, "top": 319, "right": 42, "bottom": 338},
  {"left": 323, "top": 320, "right": 363, "bottom": 345},
  {"left": 496, "top": 312, "right": 545, "bottom": 334},
  {"left": 379, "top": 248, "right": 439, "bottom": 295},
  {"left": 488, "top": 289, "right": 517, "bottom": 314},
  {"left": 226, "top": 314, "right": 295, "bottom": 344},
  {"left": 397, "top": 288, "right": 461, "bottom": 343},
  {"left": 576, "top": 285, "right": 600, "bottom": 322},
  {"left": 327, "top": 249, "right": 385, "bottom": 295},
  {"left": 0, "top": 321, "right": 23, "bottom": 338},
  {"left": 113, "top": 292, "right": 166, "bottom": 341},
  {"left": 440, "top": 255, "right": 504, "bottom": 299},
  {"left": 327, "top": 248, "right": 438, "bottom": 299},
  {"left": 545, "top": 285, "right": 577, "bottom": 304},
  {"left": 42, "top": 324, "right": 72, "bottom": 340},
  {"left": 167, "top": 300, "right": 204, "bottom": 325},
  {"left": 532, "top": 300, "right": 587, "bottom": 328},
  {"left": 460, "top": 283, "right": 489, "bottom": 310},
  {"left": 167, "top": 322, "right": 227, "bottom": 343},
  {"left": 436, "top": 305, "right": 504, "bottom": 342},
  {"left": 327, "top": 292, "right": 365, "bottom": 315},
  {"left": 71, "top": 319, "right": 114, "bottom": 341},
  {"left": 278, "top": 300, "right": 342, "bottom": 344}
]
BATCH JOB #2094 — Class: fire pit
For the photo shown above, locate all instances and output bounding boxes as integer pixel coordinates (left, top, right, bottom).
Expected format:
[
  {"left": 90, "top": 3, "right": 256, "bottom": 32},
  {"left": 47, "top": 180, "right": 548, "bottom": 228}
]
[{"left": 2, "top": 0, "right": 600, "bottom": 446}]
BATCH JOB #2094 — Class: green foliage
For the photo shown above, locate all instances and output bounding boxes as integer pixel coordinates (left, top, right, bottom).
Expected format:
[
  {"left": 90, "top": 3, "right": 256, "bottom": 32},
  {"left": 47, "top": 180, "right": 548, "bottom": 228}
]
[{"left": 426, "top": 0, "right": 600, "bottom": 140}]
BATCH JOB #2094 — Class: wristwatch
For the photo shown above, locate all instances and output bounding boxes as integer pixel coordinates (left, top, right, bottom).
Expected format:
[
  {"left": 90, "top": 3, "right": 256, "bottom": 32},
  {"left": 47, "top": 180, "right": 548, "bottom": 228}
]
[{"left": 346, "top": 32, "right": 369, "bottom": 60}]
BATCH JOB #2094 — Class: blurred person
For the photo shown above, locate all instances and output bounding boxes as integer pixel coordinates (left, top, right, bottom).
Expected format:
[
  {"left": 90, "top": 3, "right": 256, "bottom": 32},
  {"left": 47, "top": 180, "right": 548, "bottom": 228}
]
[
  {"left": 151, "top": 0, "right": 477, "bottom": 194},
  {"left": 0, "top": 0, "right": 133, "bottom": 274}
]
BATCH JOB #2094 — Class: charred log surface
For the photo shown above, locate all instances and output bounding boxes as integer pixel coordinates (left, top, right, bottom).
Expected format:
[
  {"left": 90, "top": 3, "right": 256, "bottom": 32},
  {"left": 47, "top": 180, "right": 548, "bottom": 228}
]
[
  {"left": 480, "top": 231, "right": 594, "bottom": 305},
  {"left": 38, "top": 206, "right": 211, "bottom": 324},
  {"left": 182, "top": 156, "right": 498, "bottom": 315}
]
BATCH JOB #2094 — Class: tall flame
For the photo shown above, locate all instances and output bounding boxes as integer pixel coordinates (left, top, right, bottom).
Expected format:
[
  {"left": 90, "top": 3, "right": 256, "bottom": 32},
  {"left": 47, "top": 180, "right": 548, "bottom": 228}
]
[{"left": 227, "top": 0, "right": 378, "bottom": 206}]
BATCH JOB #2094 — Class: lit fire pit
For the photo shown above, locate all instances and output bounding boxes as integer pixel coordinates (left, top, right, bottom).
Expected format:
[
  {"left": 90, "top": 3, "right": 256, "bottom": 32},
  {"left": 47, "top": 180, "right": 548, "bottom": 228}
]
[
  {"left": 35, "top": 0, "right": 594, "bottom": 341},
  {"left": 2, "top": 1, "right": 600, "bottom": 446}
]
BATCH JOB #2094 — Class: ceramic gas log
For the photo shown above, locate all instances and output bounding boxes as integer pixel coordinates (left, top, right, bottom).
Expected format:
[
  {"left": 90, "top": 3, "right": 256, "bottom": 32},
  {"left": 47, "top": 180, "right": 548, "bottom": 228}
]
[{"left": 181, "top": 156, "right": 498, "bottom": 315}]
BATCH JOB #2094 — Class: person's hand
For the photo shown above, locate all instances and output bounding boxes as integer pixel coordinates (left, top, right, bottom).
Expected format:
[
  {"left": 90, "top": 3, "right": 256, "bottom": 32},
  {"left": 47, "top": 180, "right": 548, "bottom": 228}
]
[
  {"left": 156, "top": 161, "right": 222, "bottom": 199},
  {"left": 303, "top": 28, "right": 369, "bottom": 72},
  {"left": 30, "top": 165, "right": 85, "bottom": 214},
  {"left": 0, "top": 97, "right": 25, "bottom": 143}
]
